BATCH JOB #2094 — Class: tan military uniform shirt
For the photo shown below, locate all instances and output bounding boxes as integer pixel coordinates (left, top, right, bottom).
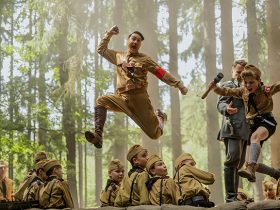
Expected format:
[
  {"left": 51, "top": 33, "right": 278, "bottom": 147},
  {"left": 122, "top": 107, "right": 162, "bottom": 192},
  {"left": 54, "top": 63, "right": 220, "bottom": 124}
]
[
  {"left": 0, "top": 177, "right": 13, "bottom": 201},
  {"left": 214, "top": 82, "right": 280, "bottom": 120},
  {"left": 22, "top": 177, "right": 44, "bottom": 201},
  {"left": 148, "top": 176, "right": 177, "bottom": 205},
  {"left": 14, "top": 171, "right": 36, "bottom": 201},
  {"left": 114, "top": 170, "right": 150, "bottom": 206},
  {"left": 39, "top": 176, "right": 74, "bottom": 209},
  {"left": 174, "top": 165, "right": 215, "bottom": 199},
  {"left": 100, "top": 180, "right": 120, "bottom": 206},
  {"left": 97, "top": 32, "right": 183, "bottom": 94}
]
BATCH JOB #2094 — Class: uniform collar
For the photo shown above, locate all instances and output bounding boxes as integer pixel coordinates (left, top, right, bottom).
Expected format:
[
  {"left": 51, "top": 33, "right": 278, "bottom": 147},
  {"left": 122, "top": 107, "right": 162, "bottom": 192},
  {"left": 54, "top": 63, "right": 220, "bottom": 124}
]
[
  {"left": 0, "top": 176, "right": 6, "bottom": 182},
  {"left": 253, "top": 85, "right": 263, "bottom": 95},
  {"left": 231, "top": 78, "right": 240, "bottom": 87},
  {"left": 153, "top": 175, "right": 169, "bottom": 179},
  {"left": 128, "top": 165, "right": 144, "bottom": 177},
  {"left": 47, "top": 175, "right": 63, "bottom": 182},
  {"left": 126, "top": 51, "right": 139, "bottom": 57}
]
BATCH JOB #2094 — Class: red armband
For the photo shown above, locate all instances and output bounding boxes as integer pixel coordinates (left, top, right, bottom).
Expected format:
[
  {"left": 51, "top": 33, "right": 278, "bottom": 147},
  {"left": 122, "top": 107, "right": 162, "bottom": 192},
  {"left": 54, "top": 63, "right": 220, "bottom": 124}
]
[
  {"left": 264, "top": 86, "right": 271, "bottom": 93},
  {"left": 154, "top": 67, "right": 166, "bottom": 79}
]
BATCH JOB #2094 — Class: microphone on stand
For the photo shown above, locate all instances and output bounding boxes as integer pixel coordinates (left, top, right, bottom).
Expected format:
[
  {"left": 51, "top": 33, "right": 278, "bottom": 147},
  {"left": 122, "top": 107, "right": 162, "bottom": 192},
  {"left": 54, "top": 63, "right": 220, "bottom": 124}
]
[{"left": 201, "top": 73, "right": 224, "bottom": 99}]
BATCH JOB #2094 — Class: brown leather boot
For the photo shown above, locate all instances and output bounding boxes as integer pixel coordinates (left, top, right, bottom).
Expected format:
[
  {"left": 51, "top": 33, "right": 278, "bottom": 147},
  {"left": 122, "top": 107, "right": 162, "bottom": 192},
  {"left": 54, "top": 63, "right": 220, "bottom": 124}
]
[
  {"left": 85, "top": 106, "right": 107, "bottom": 148},
  {"left": 273, "top": 169, "right": 280, "bottom": 180},
  {"left": 238, "top": 162, "right": 257, "bottom": 182},
  {"left": 255, "top": 163, "right": 280, "bottom": 180}
]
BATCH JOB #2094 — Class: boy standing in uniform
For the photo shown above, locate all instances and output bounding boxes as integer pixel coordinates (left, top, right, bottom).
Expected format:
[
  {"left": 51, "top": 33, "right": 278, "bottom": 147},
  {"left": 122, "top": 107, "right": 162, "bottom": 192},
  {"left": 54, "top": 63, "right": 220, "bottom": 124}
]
[
  {"left": 85, "top": 25, "right": 188, "bottom": 148},
  {"left": 14, "top": 151, "right": 48, "bottom": 201},
  {"left": 174, "top": 153, "right": 215, "bottom": 208},
  {"left": 114, "top": 145, "right": 150, "bottom": 206},
  {"left": 100, "top": 159, "right": 125, "bottom": 206},
  {"left": 0, "top": 160, "right": 13, "bottom": 201},
  {"left": 22, "top": 159, "right": 48, "bottom": 201},
  {"left": 39, "top": 160, "right": 74, "bottom": 209},
  {"left": 145, "top": 155, "right": 177, "bottom": 205}
]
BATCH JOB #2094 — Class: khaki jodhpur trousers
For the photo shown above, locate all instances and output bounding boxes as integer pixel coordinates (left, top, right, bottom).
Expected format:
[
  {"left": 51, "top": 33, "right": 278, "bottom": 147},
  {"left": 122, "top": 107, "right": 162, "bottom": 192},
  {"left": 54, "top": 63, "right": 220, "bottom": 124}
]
[{"left": 96, "top": 88, "right": 162, "bottom": 139}]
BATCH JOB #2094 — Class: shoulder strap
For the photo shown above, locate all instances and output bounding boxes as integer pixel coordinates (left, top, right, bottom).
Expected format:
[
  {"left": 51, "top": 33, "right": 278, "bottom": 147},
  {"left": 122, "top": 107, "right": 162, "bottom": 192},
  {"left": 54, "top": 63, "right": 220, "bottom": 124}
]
[
  {"left": 48, "top": 180, "right": 57, "bottom": 204},
  {"left": 108, "top": 190, "right": 113, "bottom": 206},
  {"left": 129, "top": 172, "right": 138, "bottom": 205},
  {"left": 25, "top": 183, "right": 35, "bottom": 200},
  {"left": 176, "top": 168, "right": 182, "bottom": 197},
  {"left": 159, "top": 179, "right": 163, "bottom": 206}
]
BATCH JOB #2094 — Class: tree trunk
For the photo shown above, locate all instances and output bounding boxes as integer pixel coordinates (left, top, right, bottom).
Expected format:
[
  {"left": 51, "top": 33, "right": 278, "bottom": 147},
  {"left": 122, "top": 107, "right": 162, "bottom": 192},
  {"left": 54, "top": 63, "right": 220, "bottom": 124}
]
[
  {"left": 168, "top": 0, "right": 182, "bottom": 163},
  {"left": 27, "top": 8, "right": 33, "bottom": 141},
  {"left": 57, "top": 2, "right": 78, "bottom": 206},
  {"left": 204, "top": 0, "right": 223, "bottom": 204},
  {"left": 247, "top": 0, "right": 259, "bottom": 66},
  {"left": 84, "top": 79, "right": 88, "bottom": 207},
  {"left": 8, "top": 1, "right": 14, "bottom": 179},
  {"left": 71, "top": 1, "right": 86, "bottom": 207},
  {"left": 38, "top": 14, "right": 48, "bottom": 147},
  {"left": 84, "top": 143, "right": 87, "bottom": 207},
  {"left": 246, "top": 0, "right": 263, "bottom": 201},
  {"left": 0, "top": 3, "right": 2, "bottom": 94},
  {"left": 136, "top": 0, "right": 161, "bottom": 155},
  {"left": 38, "top": 54, "right": 48, "bottom": 147},
  {"left": 267, "top": 0, "right": 280, "bottom": 170},
  {"left": 94, "top": 3, "right": 102, "bottom": 202},
  {"left": 220, "top": 0, "right": 235, "bottom": 197},
  {"left": 77, "top": 79, "right": 83, "bottom": 207},
  {"left": 111, "top": 0, "right": 127, "bottom": 164},
  {"left": 220, "top": 0, "right": 234, "bottom": 80}
]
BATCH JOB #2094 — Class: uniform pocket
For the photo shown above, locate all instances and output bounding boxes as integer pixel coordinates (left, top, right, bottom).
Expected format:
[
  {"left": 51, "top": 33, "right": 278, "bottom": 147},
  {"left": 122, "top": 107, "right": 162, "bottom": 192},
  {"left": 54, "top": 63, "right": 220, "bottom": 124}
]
[
  {"left": 132, "top": 63, "right": 143, "bottom": 75},
  {"left": 231, "top": 119, "right": 242, "bottom": 129}
]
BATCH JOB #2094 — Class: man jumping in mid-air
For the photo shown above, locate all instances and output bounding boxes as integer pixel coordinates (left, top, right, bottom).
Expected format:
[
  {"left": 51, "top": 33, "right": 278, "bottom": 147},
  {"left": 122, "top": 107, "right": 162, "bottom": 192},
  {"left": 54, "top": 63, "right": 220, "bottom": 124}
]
[{"left": 85, "top": 25, "right": 188, "bottom": 148}]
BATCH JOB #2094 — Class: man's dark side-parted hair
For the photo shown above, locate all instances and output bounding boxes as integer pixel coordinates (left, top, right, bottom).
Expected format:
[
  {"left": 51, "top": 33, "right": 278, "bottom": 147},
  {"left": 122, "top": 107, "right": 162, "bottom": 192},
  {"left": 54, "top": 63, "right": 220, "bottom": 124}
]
[
  {"left": 232, "top": 59, "right": 247, "bottom": 68},
  {"left": 128, "top": 31, "right": 144, "bottom": 41}
]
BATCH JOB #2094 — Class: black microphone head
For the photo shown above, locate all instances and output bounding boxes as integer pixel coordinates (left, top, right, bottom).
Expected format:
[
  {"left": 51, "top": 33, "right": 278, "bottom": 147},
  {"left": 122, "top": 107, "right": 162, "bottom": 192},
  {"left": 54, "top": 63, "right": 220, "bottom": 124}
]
[{"left": 213, "top": 72, "right": 224, "bottom": 84}]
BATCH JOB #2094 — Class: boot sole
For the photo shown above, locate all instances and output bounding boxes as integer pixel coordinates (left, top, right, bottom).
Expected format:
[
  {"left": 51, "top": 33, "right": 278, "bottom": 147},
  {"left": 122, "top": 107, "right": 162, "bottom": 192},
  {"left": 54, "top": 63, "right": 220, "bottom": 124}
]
[
  {"left": 238, "top": 171, "right": 255, "bottom": 182},
  {"left": 85, "top": 131, "right": 102, "bottom": 149}
]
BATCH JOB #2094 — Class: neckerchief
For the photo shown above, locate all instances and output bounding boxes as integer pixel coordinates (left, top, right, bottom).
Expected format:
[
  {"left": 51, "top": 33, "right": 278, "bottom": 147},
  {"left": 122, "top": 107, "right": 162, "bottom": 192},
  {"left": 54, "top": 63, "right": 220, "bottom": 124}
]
[
  {"left": 105, "top": 179, "right": 118, "bottom": 191},
  {"left": 128, "top": 165, "right": 144, "bottom": 177},
  {"left": 146, "top": 176, "right": 169, "bottom": 191},
  {"left": 247, "top": 92, "right": 256, "bottom": 113}
]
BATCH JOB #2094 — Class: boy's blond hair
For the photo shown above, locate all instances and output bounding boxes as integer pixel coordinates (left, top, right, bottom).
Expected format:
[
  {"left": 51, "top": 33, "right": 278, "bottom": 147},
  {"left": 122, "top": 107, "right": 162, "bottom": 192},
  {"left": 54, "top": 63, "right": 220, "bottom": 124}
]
[
  {"left": 108, "top": 159, "right": 124, "bottom": 173},
  {"left": 232, "top": 59, "right": 247, "bottom": 68},
  {"left": 262, "top": 180, "right": 275, "bottom": 191}
]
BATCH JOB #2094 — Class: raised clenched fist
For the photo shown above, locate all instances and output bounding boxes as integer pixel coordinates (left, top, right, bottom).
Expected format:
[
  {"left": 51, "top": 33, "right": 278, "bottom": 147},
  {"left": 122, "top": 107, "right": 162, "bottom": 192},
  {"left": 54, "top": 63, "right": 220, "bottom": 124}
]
[{"left": 107, "top": 25, "right": 119, "bottom": 36}]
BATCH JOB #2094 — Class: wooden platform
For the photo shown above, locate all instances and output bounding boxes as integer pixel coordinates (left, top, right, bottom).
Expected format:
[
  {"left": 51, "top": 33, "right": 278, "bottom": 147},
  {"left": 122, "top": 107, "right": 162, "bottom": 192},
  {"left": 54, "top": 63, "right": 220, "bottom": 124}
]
[{"left": 23, "top": 200, "right": 280, "bottom": 210}]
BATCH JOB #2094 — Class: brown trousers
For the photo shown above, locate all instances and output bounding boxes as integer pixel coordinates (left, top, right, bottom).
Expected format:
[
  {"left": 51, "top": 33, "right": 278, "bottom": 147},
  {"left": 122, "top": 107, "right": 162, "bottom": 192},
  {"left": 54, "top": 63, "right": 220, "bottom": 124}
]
[{"left": 96, "top": 88, "right": 162, "bottom": 139}]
